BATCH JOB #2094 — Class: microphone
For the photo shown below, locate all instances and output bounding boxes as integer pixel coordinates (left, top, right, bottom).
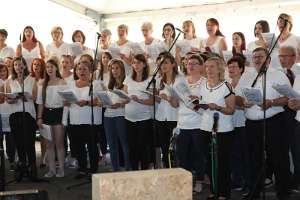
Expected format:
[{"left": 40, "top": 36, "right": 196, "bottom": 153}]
[
  {"left": 175, "top": 28, "right": 185, "bottom": 34},
  {"left": 96, "top": 32, "right": 102, "bottom": 37},
  {"left": 212, "top": 112, "right": 219, "bottom": 133}
]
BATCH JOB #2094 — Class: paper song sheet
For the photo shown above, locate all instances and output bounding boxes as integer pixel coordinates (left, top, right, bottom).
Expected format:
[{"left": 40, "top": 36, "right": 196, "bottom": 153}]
[
  {"left": 242, "top": 88, "right": 263, "bottom": 105},
  {"left": 94, "top": 91, "right": 113, "bottom": 106},
  {"left": 40, "top": 124, "right": 52, "bottom": 141},
  {"left": 110, "top": 89, "right": 131, "bottom": 100},
  {"left": 57, "top": 90, "right": 78, "bottom": 103},
  {"left": 272, "top": 84, "right": 300, "bottom": 99}
]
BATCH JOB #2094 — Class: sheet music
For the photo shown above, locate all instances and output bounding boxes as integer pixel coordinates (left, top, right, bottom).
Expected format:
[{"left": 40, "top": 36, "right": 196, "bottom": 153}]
[
  {"left": 129, "top": 42, "right": 145, "bottom": 55},
  {"left": 57, "top": 90, "right": 78, "bottom": 103},
  {"left": 70, "top": 42, "right": 83, "bottom": 57},
  {"left": 241, "top": 88, "right": 263, "bottom": 105},
  {"left": 110, "top": 89, "right": 131, "bottom": 100},
  {"left": 140, "top": 90, "right": 162, "bottom": 101},
  {"left": 261, "top": 33, "right": 280, "bottom": 49},
  {"left": 272, "top": 84, "right": 300, "bottom": 99},
  {"left": 94, "top": 91, "right": 113, "bottom": 106},
  {"left": 107, "top": 46, "right": 121, "bottom": 59},
  {"left": 40, "top": 124, "right": 52, "bottom": 141}
]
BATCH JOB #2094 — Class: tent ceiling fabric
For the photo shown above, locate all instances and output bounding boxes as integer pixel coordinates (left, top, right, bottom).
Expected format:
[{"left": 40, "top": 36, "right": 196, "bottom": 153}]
[{"left": 69, "top": 0, "right": 244, "bottom": 14}]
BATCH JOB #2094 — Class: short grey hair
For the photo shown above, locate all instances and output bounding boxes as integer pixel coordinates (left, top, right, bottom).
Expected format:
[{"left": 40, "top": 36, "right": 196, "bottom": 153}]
[
  {"left": 141, "top": 22, "right": 153, "bottom": 30},
  {"left": 101, "top": 29, "right": 112, "bottom": 36}
]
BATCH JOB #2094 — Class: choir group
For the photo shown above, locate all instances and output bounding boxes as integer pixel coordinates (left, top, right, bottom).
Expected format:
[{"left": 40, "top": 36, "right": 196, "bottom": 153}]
[{"left": 0, "top": 12, "right": 300, "bottom": 200}]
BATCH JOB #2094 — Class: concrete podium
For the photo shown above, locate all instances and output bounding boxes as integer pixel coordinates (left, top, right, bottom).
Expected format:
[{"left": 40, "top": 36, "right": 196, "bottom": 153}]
[{"left": 92, "top": 168, "right": 192, "bottom": 200}]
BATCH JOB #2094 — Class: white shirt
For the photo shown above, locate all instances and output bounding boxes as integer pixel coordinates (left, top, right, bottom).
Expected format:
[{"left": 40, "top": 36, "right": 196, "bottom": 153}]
[
  {"left": 232, "top": 87, "right": 246, "bottom": 128},
  {"left": 177, "top": 37, "right": 203, "bottom": 57},
  {"left": 110, "top": 41, "right": 133, "bottom": 75},
  {"left": 46, "top": 42, "right": 72, "bottom": 59},
  {"left": 124, "top": 76, "right": 152, "bottom": 122},
  {"left": 237, "top": 67, "right": 290, "bottom": 120},
  {"left": 36, "top": 85, "right": 67, "bottom": 108},
  {"left": 21, "top": 43, "right": 41, "bottom": 68},
  {"left": 68, "top": 81, "right": 102, "bottom": 125},
  {"left": 104, "top": 89, "right": 125, "bottom": 118},
  {"left": 278, "top": 63, "right": 300, "bottom": 78},
  {"left": 293, "top": 76, "right": 300, "bottom": 122},
  {"left": 201, "top": 36, "right": 224, "bottom": 55},
  {"left": 0, "top": 79, "right": 12, "bottom": 132},
  {"left": 176, "top": 76, "right": 206, "bottom": 129},
  {"left": 6, "top": 76, "right": 36, "bottom": 119},
  {"left": 155, "top": 75, "right": 182, "bottom": 122},
  {"left": 0, "top": 46, "right": 15, "bottom": 61},
  {"left": 140, "top": 39, "right": 164, "bottom": 73},
  {"left": 199, "top": 81, "right": 234, "bottom": 133},
  {"left": 247, "top": 41, "right": 262, "bottom": 52}
]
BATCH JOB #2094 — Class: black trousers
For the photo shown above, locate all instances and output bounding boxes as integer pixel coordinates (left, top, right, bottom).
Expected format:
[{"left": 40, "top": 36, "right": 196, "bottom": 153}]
[
  {"left": 9, "top": 112, "right": 37, "bottom": 166},
  {"left": 69, "top": 124, "right": 99, "bottom": 173},
  {"left": 0, "top": 132, "right": 16, "bottom": 163},
  {"left": 202, "top": 130, "right": 234, "bottom": 198},
  {"left": 246, "top": 112, "right": 290, "bottom": 197},
  {"left": 176, "top": 129, "right": 206, "bottom": 180},
  {"left": 126, "top": 119, "right": 153, "bottom": 170},
  {"left": 156, "top": 120, "right": 177, "bottom": 168}
]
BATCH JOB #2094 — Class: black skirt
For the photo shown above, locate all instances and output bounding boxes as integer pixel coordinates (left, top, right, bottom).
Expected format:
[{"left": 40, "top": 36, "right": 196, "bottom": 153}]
[{"left": 42, "top": 107, "right": 64, "bottom": 125}]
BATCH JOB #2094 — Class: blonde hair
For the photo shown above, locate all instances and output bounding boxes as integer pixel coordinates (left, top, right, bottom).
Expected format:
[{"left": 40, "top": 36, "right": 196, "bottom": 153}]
[
  {"left": 278, "top": 13, "right": 293, "bottom": 31},
  {"left": 206, "top": 57, "right": 225, "bottom": 81},
  {"left": 183, "top": 20, "right": 196, "bottom": 39},
  {"left": 51, "top": 26, "right": 63, "bottom": 36},
  {"left": 142, "top": 22, "right": 153, "bottom": 31}
]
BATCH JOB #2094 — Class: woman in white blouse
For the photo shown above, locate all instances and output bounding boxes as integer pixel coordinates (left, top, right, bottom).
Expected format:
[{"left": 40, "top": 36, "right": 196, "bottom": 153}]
[
  {"left": 124, "top": 54, "right": 153, "bottom": 170},
  {"left": 162, "top": 23, "right": 176, "bottom": 56},
  {"left": 200, "top": 57, "right": 235, "bottom": 200},
  {"left": 200, "top": 18, "right": 227, "bottom": 57},
  {"left": 36, "top": 59, "right": 67, "bottom": 178},
  {"left": 66, "top": 57, "right": 102, "bottom": 178},
  {"left": 0, "top": 63, "right": 16, "bottom": 169},
  {"left": 46, "top": 26, "right": 72, "bottom": 59},
  {"left": 155, "top": 52, "right": 179, "bottom": 168},
  {"left": 104, "top": 59, "right": 130, "bottom": 171},
  {"left": 16, "top": 26, "right": 45, "bottom": 71},
  {"left": 175, "top": 54, "right": 206, "bottom": 193},
  {"left": 5, "top": 57, "right": 39, "bottom": 181},
  {"left": 247, "top": 20, "right": 269, "bottom": 52}
]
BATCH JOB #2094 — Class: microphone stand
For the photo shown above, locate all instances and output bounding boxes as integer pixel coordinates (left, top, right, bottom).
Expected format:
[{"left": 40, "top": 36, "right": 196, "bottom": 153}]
[
  {"left": 211, "top": 113, "right": 219, "bottom": 198},
  {"left": 66, "top": 33, "right": 101, "bottom": 190},
  {"left": 146, "top": 30, "right": 182, "bottom": 169},
  {"left": 248, "top": 20, "right": 288, "bottom": 200}
]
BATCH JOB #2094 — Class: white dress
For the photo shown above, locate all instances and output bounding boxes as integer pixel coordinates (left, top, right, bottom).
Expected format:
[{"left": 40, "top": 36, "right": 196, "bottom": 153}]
[{"left": 21, "top": 43, "right": 41, "bottom": 69}]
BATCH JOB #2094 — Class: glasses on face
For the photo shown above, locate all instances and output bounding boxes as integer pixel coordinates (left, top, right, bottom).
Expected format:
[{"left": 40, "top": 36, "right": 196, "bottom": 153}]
[
  {"left": 279, "top": 54, "right": 295, "bottom": 58},
  {"left": 187, "top": 62, "right": 200, "bottom": 66}
]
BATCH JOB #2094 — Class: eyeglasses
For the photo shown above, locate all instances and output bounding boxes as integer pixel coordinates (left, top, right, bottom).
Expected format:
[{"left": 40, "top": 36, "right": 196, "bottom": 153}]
[
  {"left": 187, "top": 62, "right": 200, "bottom": 66},
  {"left": 252, "top": 55, "right": 265, "bottom": 60},
  {"left": 279, "top": 55, "right": 295, "bottom": 58}
]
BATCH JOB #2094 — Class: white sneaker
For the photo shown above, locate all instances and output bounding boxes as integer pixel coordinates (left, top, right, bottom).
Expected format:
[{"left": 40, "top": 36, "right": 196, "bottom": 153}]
[
  {"left": 56, "top": 169, "right": 65, "bottom": 178},
  {"left": 44, "top": 170, "right": 56, "bottom": 178}
]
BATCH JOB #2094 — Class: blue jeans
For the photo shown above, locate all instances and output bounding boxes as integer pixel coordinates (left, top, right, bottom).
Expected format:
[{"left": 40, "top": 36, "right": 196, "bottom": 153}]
[{"left": 104, "top": 116, "right": 131, "bottom": 171}]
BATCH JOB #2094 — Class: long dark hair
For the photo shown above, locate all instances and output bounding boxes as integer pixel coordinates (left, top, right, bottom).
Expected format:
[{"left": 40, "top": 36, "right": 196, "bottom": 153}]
[
  {"left": 232, "top": 32, "right": 246, "bottom": 56},
  {"left": 98, "top": 51, "right": 112, "bottom": 80},
  {"left": 42, "top": 59, "right": 62, "bottom": 104},
  {"left": 206, "top": 18, "right": 224, "bottom": 37},
  {"left": 131, "top": 54, "right": 149, "bottom": 82},
  {"left": 108, "top": 59, "right": 126, "bottom": 90},
  {"left": 162, "top": 23, "right": 176, "bottom": 40},
  {"left": 159, "top": 52, "right": 178, "bottom": 90},
  {"left": 22, "top": 26, "right": 38, "bottom": 43},
  {"left": 11, "top": 56, "right": 29, "bottom": 80}
]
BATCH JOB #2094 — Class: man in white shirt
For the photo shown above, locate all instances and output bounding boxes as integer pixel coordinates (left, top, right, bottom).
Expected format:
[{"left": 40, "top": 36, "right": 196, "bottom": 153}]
[
  {"left": 236, "top": 47, "right": 290, "bottom": 200},
  {"left": 280, "top": 46, "right": 300, "bottom": 191},
  {"left": 288, "top": 75, "right": 300, "bottom": 190}
]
